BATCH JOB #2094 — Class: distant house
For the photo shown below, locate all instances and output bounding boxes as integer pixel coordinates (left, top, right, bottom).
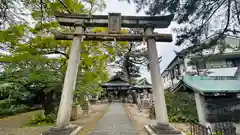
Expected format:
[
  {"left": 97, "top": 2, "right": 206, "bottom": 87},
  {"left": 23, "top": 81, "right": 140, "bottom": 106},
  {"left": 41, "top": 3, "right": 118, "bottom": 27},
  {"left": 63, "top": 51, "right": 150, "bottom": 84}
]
[
  {"left": 162, "top": 35, "right": 240, "bottom": 91},
  {"left": 161, "top": 35, "right": 240, "bottom": 129}
]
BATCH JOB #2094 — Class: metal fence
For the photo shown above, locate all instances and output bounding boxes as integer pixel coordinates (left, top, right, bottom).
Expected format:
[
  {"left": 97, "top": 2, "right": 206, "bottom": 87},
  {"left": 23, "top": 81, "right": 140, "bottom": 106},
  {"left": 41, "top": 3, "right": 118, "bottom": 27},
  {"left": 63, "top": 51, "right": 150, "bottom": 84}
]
[{"left": 190, "top": 122, "right": 237, "bottom": 135}]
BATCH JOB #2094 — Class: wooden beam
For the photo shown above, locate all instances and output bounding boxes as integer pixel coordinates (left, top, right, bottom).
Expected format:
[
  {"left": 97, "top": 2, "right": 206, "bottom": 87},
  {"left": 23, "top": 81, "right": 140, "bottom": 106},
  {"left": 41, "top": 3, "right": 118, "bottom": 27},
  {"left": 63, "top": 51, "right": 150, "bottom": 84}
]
[
  {"left": 54, "top": 32, "right": 173, "bottom": 42},
  {"left": 55, "top": 12, "right": 174, "bottom": 28}
]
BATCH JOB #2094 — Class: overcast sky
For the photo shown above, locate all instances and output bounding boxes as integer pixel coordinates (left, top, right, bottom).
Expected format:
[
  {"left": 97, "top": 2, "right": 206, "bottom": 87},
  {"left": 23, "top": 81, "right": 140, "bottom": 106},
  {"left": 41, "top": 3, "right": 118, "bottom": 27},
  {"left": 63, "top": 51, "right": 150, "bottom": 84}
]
[{"left": 96, "top": 0, "right": 182, "bottom": 82}]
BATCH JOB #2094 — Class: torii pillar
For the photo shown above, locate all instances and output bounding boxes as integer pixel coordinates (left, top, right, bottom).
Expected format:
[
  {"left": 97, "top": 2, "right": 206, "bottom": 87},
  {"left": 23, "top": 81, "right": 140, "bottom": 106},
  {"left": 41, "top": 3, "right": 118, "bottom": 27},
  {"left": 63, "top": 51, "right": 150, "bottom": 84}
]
[{"left": 145, "top": 26, "right": 169, "bottom": 124}]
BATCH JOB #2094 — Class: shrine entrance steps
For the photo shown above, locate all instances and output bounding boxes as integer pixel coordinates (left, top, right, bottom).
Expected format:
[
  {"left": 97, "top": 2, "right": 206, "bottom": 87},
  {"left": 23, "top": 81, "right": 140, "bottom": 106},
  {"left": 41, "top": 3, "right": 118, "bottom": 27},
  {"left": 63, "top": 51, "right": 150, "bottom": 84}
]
[{"left": 90, "top": 103, "right": 136, "bottom": 135}]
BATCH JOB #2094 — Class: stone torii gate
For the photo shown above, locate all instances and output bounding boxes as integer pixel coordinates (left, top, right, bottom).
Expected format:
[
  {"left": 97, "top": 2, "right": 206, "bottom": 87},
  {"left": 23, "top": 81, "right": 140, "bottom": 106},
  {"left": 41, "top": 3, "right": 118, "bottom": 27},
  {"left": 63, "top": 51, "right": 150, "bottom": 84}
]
[{"left": 53, "top": 12, "right": 175, "bottom": 134}]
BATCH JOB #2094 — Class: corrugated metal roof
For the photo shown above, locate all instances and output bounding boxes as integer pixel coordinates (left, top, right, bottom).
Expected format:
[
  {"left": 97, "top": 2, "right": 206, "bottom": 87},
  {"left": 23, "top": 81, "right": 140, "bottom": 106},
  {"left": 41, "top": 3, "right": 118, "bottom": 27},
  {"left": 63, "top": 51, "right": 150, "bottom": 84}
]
[{"left": 183, "top": 76, "right": 240, "bottom": 94}]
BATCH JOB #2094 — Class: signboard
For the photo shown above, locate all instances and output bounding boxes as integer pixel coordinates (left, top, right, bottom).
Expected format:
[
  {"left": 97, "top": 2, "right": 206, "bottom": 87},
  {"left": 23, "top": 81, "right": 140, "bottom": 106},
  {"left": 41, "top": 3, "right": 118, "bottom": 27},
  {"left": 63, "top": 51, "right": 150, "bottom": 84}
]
[{"left": 108, "top": 13, "right": 121, "bottom": 33}]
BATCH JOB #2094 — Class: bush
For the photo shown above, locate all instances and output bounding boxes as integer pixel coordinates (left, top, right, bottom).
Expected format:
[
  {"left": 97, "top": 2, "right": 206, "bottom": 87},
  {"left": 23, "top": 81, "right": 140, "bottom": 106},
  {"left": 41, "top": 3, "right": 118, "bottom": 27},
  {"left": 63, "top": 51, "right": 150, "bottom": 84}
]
[
  {"left": 165, "top": 92, "right": 198, "bottom": 123},
  {"left": 149, "top": 92, "right": 198, "bottom": 123},
  {"left": 0, "top": 99, "right": 14, "bottom": 108},
  {"left": 0, "top": 104, "right": 31, "bottom": 117},
  {"left": 168, "top": 115, "right": 198, "bottom": 124},
  {"left": 27, "top": 113, "right": 56, "bottom": 125}
]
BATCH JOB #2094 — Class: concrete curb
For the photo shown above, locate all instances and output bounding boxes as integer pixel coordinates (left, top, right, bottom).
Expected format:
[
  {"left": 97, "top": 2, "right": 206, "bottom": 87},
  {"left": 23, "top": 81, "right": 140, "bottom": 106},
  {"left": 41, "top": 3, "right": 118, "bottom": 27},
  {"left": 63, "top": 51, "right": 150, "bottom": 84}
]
[
  {"left": 40, "top": 124, "right": 83, "bottom": 135},
  {"left": 144, "top": 125, "right": 157, "bottom": 135},
  {"left": 69, "top": 126, "right": 83, "bottom": 135}
]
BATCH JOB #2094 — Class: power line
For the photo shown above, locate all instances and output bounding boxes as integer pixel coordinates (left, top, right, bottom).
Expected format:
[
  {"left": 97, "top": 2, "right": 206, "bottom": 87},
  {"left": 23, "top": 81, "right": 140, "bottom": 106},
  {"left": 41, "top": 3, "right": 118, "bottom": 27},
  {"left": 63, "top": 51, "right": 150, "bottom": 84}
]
[{"left": 57, "top": 0, "right": 72, "bottom": 13}]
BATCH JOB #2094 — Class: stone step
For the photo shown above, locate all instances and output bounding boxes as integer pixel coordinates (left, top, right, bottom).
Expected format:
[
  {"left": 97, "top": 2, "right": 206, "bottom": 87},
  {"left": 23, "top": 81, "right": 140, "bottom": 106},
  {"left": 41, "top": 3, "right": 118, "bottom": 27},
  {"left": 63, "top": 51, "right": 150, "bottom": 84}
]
[
  {"left": 152, "top": 129, "right": 182, "bottom": 134},
  {"left": 149, "top": 124, "right": 182, "bottom": 135},
  {"left": 151, "top": 124, "right": 174, "bottom": 130}
]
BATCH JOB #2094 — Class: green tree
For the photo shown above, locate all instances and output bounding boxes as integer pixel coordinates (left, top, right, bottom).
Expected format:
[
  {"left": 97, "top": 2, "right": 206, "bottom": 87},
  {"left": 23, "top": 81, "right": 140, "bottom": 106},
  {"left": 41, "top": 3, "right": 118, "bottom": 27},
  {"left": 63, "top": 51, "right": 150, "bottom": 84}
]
[
  {"left": 0, "top": 0, "right": 112, "bottom": 117},
  {"left": 0, "top": 0, "right": 132, "bottom": 118},
  {"left": 122, "top": 0, "right": 240, "bottom": 54},
  {"left": 114, "top": 28, "right": 149, "bottom": 84}
]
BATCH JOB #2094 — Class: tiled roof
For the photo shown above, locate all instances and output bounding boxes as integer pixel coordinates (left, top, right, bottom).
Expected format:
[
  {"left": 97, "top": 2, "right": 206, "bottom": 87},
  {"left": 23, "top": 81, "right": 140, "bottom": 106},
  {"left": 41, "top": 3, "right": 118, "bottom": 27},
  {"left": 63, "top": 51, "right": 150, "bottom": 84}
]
[
  {"left": 183, "top": 76, "right": 240, "bottom": 94},
  {"left": 100, "top": 75, "right": 130, "bottom": 87}
]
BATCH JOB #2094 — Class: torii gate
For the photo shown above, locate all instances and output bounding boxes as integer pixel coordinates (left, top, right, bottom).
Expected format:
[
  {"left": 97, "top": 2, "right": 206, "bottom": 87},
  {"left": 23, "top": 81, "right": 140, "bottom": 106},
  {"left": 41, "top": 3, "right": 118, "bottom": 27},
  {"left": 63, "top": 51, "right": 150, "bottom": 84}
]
[{"left": 54, "top": 12, "right": 173, "bottom": 131}]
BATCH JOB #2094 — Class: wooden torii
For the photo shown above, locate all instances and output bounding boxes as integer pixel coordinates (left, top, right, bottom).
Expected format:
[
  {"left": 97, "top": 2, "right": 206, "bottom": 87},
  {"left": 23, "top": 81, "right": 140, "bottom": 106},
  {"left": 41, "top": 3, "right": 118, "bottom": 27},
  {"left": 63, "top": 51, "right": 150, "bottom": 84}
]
[{"left": 54, "top": 12, "right": 173, "bottom": 129}]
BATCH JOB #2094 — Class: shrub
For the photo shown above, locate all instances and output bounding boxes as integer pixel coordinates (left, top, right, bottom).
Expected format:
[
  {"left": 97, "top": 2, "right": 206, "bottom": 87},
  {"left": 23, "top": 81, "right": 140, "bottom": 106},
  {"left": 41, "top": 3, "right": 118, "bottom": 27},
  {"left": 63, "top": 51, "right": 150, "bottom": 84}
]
[
  {"left": 0, "top": 99, "right": 13, "bottom": 108},
  {"left": 149, "top": 92, "right": 198, "bottom": 123},
  {"left": 27, "top": 113, "right": 56, "bottom": 125},
  {"left": 165, "top": 92, "right": 198, "bottom": 123},
  {"left": 0, "top": 104, "right": 31, "bottom": 117}
]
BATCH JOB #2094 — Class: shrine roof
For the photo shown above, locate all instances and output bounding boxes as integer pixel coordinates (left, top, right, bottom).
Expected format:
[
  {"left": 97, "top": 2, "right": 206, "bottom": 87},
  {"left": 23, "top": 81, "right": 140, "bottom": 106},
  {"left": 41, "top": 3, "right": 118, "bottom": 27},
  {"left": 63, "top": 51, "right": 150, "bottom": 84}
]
[
  {"left": 134, "top": 78, "right": 152, "bottom": 89},
  {"left": 100, "top": 75, "right": 130, "bottom": 87},
  {"left": 182, "top": 76, "right": 240, "bottom": 94}
]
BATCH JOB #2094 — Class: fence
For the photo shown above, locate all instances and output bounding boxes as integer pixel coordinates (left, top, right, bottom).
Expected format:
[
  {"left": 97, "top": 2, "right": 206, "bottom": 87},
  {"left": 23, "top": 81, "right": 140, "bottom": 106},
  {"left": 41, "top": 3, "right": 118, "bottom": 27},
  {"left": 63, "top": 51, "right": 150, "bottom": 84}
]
[{"left": 190, "top": 122, "right": 237, "bottom": 135}]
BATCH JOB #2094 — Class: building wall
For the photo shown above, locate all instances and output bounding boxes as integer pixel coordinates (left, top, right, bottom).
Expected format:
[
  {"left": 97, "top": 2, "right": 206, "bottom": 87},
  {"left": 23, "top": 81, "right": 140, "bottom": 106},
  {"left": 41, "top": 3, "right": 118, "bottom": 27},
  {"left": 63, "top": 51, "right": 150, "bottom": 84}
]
[
  {"left": 205, "top": 60, "right": 228, "bottom": 68},
  {"left": 162, "top": 36, "right": 240, "bottom": 90}
]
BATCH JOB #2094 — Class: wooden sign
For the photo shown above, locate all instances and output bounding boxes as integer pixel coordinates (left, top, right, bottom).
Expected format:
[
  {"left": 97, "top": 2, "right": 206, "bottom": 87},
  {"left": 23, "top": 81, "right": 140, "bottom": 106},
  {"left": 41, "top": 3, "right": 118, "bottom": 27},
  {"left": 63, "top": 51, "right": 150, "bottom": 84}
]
[{"left": 108, "top": 13, "right": 121, "bottom": 34}]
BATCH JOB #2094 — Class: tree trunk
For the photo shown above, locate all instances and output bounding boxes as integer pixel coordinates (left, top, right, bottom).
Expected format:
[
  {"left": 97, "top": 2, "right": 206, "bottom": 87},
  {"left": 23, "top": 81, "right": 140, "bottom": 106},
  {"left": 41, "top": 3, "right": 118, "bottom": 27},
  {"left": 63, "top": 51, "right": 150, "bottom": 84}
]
[{"left": 43, "top": 91, "right": 55, "bottom": 115}]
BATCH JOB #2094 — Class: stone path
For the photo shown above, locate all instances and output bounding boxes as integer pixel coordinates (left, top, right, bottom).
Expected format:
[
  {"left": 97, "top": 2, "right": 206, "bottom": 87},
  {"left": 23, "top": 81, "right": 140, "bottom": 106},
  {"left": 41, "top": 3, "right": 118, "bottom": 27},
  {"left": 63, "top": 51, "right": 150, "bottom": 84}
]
[{"left": 91, "top": 103, "right": 136, "bottom": 135}]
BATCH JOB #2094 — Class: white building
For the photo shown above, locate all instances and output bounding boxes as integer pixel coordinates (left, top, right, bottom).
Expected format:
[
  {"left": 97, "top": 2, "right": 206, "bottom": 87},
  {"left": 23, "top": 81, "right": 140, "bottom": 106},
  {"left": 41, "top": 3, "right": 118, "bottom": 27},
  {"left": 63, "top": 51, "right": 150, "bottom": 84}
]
[
  {"left": 161, "top": 36, "right": 240, "bottom": 131},
  {"left": 162, "top": 35, "right": 240, "bottom": 91}
]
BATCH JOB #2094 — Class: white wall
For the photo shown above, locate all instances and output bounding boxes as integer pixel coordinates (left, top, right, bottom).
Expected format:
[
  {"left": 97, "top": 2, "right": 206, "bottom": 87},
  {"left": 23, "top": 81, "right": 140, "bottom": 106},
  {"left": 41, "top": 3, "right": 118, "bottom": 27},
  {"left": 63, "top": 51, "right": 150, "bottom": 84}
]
[
  {"left": 205, "top": 60, "right": 227, "bottom": 68},
  {"left": 224, "top": 37, "right": 240, "bottom": 53},
  {"left": 162, "top": 36, "right": 240, "bottom": 90}
]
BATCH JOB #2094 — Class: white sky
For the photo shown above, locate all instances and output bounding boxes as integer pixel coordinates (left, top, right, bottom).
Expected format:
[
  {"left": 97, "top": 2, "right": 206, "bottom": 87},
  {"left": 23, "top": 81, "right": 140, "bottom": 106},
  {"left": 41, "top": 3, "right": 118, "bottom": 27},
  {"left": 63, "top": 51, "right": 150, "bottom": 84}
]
[{"left": 96, "top": 0, "right": 182, "bottom": 82}]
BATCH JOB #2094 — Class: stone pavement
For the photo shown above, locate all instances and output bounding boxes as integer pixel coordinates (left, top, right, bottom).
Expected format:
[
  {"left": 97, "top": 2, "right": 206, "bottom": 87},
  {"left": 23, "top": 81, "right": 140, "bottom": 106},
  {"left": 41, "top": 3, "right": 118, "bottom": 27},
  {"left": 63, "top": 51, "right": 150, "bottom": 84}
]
[{"left": 91, "top": 103, "right": 136, "bottom": 135}]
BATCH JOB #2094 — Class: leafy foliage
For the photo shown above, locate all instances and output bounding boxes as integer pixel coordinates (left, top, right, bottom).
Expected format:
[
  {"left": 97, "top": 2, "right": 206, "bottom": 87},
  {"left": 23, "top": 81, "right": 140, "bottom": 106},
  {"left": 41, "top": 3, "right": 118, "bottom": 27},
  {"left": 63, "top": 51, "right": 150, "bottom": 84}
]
[
  {"left": 0, "top": 0, "right": 116, "bottom": 118},
  {"left": 123, "top": 0, "right": 240, "bottom": 55},
  {"left": 0, "top": 99, "right": 36, "bottom": 118},
  {"left": 0, "top": 0, "right": 106, "bottom": 28},
  {"left": 26, "top": 113, "right": 56, "bottom": 125},
  {"left": 166, "top": 92, "right": 198, "bottom": 123},
  {"left": 114, "top": 28, "right": 148, "bottom": 84},
  {"left": 149, "top": 92, "right": 198, "bottom": 123}
]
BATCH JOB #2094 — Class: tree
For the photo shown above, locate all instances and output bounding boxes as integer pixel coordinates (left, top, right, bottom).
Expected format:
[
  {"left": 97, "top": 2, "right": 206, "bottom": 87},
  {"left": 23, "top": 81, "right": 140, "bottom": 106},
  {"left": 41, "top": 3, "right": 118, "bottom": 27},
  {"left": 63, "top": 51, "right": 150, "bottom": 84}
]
[
  {"left": 122, "top": 0, "right": 240, "bottom": 55},
  {"left": 0, "top": 0, "right": 106, "bottom": 28},
  {"left": 114, "top": 28, "right": 149, "bottom": 84},
  {"left": 0, "top": 0, "right": 113, "bottom": 117},
  {"left": 0, "top": 0, "right": 134, "bottom": 119},
  {"left": 0, "top": 50, "right": 63, "bottom": 115}
]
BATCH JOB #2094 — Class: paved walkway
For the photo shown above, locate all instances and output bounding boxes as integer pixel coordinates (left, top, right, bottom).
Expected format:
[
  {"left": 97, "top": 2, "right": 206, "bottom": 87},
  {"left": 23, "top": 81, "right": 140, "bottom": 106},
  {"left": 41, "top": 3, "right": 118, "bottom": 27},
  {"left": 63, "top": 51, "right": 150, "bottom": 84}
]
[{"left": 91, "top": 103, "right": 136, "bottom": 135}]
